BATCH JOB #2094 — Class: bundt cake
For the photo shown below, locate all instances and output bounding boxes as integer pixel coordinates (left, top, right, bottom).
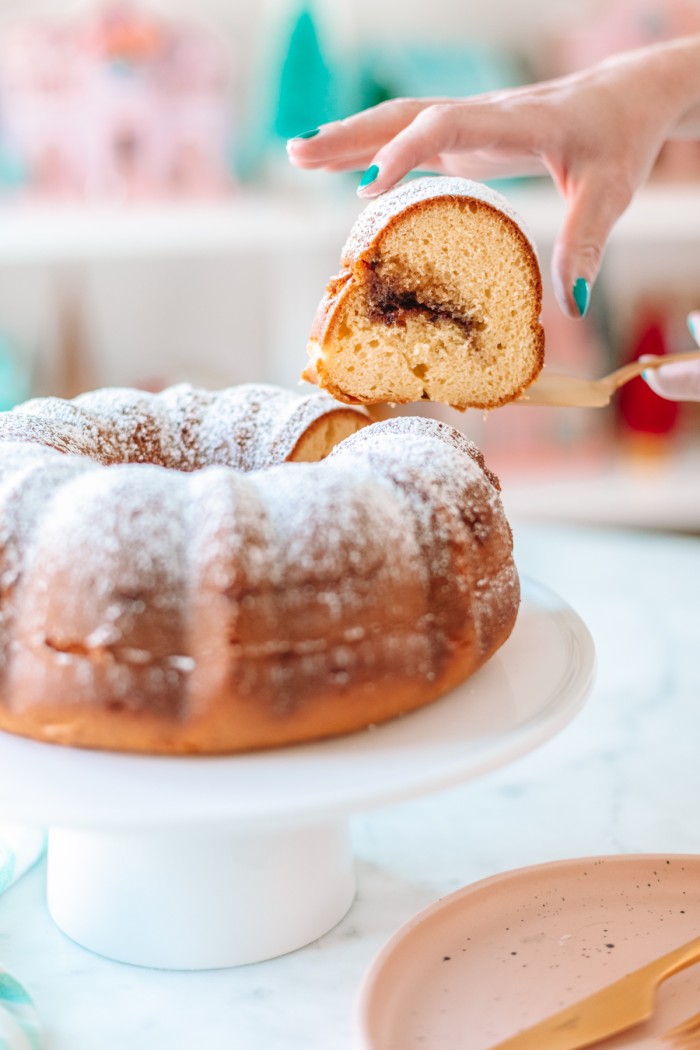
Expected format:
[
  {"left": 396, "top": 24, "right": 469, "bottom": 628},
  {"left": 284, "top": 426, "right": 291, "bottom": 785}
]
[
  {"left": 303, "top": 176, "right": 545, "bottom": 410},
  {"left": 0, "top": 382, "right": 520, "bottom": 754}
]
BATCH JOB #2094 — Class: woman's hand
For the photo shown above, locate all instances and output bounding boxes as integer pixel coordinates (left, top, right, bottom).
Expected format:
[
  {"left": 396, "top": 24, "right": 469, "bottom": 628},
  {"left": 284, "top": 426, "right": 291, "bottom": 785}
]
[
  {"left": 288, "top": 36, "right": 700, "bottom": 319},
  {"left": 643, "top": 311, "right": 700, "bottom": 401}
]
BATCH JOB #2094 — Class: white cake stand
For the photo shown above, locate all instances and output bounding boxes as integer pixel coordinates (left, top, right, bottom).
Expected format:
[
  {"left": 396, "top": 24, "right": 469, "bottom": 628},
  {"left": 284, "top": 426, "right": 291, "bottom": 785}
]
[{"left": 0, "top": 577, "right": 594, "bottom": 970}]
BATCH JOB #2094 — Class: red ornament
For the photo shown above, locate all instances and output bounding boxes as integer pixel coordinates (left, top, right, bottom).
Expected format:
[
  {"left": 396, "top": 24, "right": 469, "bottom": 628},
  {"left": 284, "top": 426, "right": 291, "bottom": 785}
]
[{"left": 617, "top": 312, "right": 680, "bottom": 435}]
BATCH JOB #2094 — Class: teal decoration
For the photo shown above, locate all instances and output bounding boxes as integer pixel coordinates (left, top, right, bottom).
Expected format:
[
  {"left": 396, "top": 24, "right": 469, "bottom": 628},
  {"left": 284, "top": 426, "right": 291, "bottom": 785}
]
[
  {"left": 0, "top": 843, "right": 15, "bottom": 894},
  {"left": 273, "top": 6, "right": 335, "bottom": 140},
  {"left": 0, "top": 145, "right": 27, "bottom": 194},
  {"left": 0, "top": 335, "right": 31, "bottom": 411},
  {"left": 358, "top": 41, "right": 525, "bottom": 112},
  {"left": 0, "top": 834, "right": 47, "bottom": 1046},
  {"left": 0, "top": 974, "right": 30, "bottom": 1007},
  {"left": 234, "top": 1, "right": 354, "bottom": 181},
  {"left": 354, "top": 41, "right": 530, "bottom": 192},
  {"left": 0, "top": 970, "right": 43, "bottom": 1050}
]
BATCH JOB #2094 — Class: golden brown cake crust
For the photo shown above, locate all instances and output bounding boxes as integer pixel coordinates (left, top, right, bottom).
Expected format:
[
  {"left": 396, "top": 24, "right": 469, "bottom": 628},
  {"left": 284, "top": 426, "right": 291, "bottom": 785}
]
[
  {"left": 0, "top": 384, "right": 519, "bottom": 755},
  {"left": 304, "top": 177, "right": 545, "bottom": 411}
]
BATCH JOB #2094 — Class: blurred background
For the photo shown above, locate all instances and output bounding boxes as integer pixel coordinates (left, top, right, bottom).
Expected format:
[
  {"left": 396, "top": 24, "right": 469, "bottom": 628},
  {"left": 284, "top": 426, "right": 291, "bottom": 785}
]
[{"left": 0, "top": 0, "right": 699, "bottom": 529}]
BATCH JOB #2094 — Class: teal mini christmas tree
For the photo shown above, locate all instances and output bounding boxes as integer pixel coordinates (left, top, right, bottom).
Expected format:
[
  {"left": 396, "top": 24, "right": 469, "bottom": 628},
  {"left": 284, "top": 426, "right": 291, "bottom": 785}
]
[
  {"left": 273, "top": 4, "right": 336, "bottom": 139},
  {"left": 235, "top": 1, "right": 358, "bottom": 182}
]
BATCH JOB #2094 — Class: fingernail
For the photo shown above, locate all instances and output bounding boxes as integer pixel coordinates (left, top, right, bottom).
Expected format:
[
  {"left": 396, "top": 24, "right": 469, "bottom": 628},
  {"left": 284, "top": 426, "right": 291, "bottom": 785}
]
[
  {"left": 687, "top": 313, "right": 699, "bottom": 342},
  {"left": 572, "top": 278, "right": 590, "bottom": 318},
  {"left": 292, "top": 128, "right": 320, "bottom": 140},
  {"left": 358, "top": 164, "right": 380, "bottom": 190}
]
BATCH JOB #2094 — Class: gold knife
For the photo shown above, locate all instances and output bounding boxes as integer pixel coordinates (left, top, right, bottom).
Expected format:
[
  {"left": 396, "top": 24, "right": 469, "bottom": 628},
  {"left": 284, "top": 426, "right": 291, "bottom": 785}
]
[{"left": 489, "top": 933, "right": 700, "bottom": 1050}]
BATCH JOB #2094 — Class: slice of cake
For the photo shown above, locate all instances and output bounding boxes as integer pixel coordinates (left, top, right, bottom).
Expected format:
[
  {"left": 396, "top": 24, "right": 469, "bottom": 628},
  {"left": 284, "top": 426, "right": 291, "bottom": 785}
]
[{"left": 303, "top": 176, "right": 545, "bottom": 411}]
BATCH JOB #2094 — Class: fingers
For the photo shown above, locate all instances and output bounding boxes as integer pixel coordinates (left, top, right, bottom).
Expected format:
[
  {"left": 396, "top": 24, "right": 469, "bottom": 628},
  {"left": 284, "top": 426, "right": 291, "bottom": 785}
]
[
  {"left": 354, "top": 101, "right": 541, "bottom": 197},
  {"left": 355, "top": 104, "right": 470, "bottom": 194},
  {"left": 287, "top": 98, "right": 543, "bottom": 190},
  {"left": 643, "top": 360, "right": 700, "bottom": 402},
  {"left": 286, "top": 98, "right": 432, "bottom": 172},
  {"left": 289, "top": 96, "right": 639, "bottom": 328},
  {"left": 550, "top": 173, "right": 633, "bottom": 318},
  {"left": 642, "top": 312, "right": 700, "bottom": 402}
]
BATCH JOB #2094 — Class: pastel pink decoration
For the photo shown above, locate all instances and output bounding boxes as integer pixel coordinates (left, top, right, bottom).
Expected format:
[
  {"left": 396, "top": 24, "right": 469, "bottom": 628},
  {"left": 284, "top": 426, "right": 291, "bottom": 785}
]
[
  {"left": 545, "top": 0, "right": 700, "bottom": 75},
  {"left": 543, "top": 0, "right": 700, "bottom": 183},
  {"left": 0, "top": 2, "right": 234, "bottom": 200}
]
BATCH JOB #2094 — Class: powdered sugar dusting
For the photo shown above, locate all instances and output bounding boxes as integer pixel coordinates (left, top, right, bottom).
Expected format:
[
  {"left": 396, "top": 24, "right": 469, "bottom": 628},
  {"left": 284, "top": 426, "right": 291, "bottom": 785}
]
[
  {"left": 342, "top": 175, "right": 538, "bottom": 264},
  {"left": 39, "top": 383, "right": 365, "bottom": 471},
  {"left": 191, "top": 383, "right": 366, "bottom": 470},
  {"left": 0, "top": 444, "right": 94, "bottom": 669},
  {"left": 0, "top": 383, "right": 518, "bottom": 750},
  {"left": 2, "top": 402, "right": 120, "bottom": 461},
  {"left": 328, "top": 416, "right": 519, "bottom": 652}
]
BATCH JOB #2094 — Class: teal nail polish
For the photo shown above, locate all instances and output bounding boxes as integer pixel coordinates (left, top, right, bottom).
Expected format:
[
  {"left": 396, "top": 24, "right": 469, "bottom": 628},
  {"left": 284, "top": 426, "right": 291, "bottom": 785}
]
[
  {"left": 358, "top": 164, "right": 379, "bottom": 189},
  {"left": 573, "top": 278, "right": 590, "bottom": 318},
  {"left": 293, "top": 128, "right": 320, "bottom": 139},
  {"left": 687, "top": 314, "right": 699, "bottom": 342}
]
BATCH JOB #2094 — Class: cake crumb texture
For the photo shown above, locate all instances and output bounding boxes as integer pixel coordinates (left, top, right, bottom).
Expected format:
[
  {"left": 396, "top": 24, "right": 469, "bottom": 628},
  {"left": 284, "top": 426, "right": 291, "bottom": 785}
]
[{"left": 304, "top": 176, "right": 544, "bottom": 410}]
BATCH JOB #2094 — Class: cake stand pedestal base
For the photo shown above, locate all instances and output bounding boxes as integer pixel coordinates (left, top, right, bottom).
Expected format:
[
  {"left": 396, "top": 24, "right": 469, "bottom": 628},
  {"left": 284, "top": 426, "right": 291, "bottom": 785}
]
[
  {"left": 46, "top": 820, "right": 355, "bottom": 969},
  {"left": 0, "top": 580, "right": 595, "bottom": 971}
]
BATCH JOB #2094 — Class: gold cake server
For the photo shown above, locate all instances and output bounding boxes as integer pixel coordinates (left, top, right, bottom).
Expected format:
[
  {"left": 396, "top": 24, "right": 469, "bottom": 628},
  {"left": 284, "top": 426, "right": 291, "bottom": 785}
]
[{"left": 519, "top": 350, "right": 700, "bottom": 408}]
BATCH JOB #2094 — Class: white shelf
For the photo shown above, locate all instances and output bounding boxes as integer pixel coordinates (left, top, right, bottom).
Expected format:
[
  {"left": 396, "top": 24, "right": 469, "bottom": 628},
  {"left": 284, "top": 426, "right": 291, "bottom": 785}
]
[
  {"left": 510, "top": 182, "right": 700, "bottom": 248},
  {"left": 0, "top": 183, "right": 699, "bottom": 264},
  {"left": 500, "top": 443, "right": 700, "bottom": 532},
  {"left": 0, "top": 192, "right": 364, "bottom": 264},
  {"left": 1, "top": 182, "right": 698, "bottom": 533}
]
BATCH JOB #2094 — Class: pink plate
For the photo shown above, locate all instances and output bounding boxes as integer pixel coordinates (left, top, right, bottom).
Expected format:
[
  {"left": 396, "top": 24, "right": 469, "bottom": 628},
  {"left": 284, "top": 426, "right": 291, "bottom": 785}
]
[{"left": 356, "top": 854, "right": 700, "bottom": 1049}]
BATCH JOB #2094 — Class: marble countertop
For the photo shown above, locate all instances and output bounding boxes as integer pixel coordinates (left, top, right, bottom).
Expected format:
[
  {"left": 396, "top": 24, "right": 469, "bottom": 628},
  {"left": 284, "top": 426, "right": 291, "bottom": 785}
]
[{"left": 1, "top": 521, "right": 699, "bottom": 1050}]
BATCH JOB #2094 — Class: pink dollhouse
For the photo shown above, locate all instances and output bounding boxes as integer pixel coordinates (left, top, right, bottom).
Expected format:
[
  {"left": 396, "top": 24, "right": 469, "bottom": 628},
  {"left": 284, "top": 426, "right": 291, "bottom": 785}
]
[{"left": 0, "top": 2, "right": 233, "bottom": 200}]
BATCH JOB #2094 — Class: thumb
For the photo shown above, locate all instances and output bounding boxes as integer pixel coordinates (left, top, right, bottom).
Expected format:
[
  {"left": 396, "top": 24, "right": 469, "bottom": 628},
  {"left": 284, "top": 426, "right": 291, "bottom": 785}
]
[
  {"left": 550, "top": 177, "right": 631, "bottom": 319},
  {"left": 643, "top": 359, "right": 700, "bottom": 402},
  {"left": 642, "top": 311, "right": 700, "bottom": 402}
]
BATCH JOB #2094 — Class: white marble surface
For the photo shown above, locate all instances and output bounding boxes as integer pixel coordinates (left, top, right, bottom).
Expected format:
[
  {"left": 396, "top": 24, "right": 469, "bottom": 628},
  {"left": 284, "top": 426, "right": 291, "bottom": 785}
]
[{"left": 1, "top": 521, "right": 699, "bottom": 1050}]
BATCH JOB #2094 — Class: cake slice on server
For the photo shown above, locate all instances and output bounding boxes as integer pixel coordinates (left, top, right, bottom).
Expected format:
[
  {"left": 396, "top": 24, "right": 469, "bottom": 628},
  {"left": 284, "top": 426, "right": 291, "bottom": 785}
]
[{"left": 303, "top": 176, "right": 544, "bottom": 411}]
